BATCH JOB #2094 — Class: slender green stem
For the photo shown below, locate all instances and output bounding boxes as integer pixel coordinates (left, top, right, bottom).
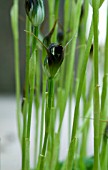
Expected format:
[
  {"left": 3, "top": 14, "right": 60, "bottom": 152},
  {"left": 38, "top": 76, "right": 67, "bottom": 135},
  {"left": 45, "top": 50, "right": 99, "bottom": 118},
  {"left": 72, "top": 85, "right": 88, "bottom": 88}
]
[
  {"left": 52, "top": 0, "right": 60, "bottom": 43},
  {"left": 48, "top": 78, "right": 54, "bottom": 108},
  {"left": 34, "top": 27, "right": 41, "bottom": 167},
  {"left": 74, "top": 2, "right": 89, "bottom": 161},
  {"left": 92, "top": 0, "right": 99, "bottom": 85},
  {"left": 22, "top": 102, "right": 28, "bottom": 170},
  {"left": 104, "top": 3, "right": 108, "bottom": 75},
  {"left": 64, "top": 1, "right": 81, "bottom": 99},
  {"left": 25, "top": 26, "right": 38, "bottom": 170},
  {"left": 100, "top": 127, "right": 108, "bottom": 170},
  {"left": 22, "top": 17, "right": 31, "bottom": 170},
  {"left": 75, "top": 0, "right": 89, "bottom": 96},
  {"left": 92, "top": 0, "right": 100, "bottom": 169},
  {"left": 54, "top": 0, "right": 60, "bottom": 20},
  {"left": 65, "top": 0, "right": 73, "bottom": 36},
  {"left": 48, "top": 0, "right": 54, "bottom": 27},
  {"left": 39, "top": 49, "right": 47, "bottom": 154},
  {"left": 15, "top": 30, "right": 21, "bottom": 141},
  {"left": 39, "top": 77, "right": 54, "bottom": 170},
  {"left": 27, "top": 27, "right": 38, "bottom": 138},
  {"left": 68, "top": 94, "right": 72, "bottom": 144},
  {"left": 10, "top": 0, "right": 21, "bottom": 142},
  {"left": 27, "top": 85, "right": 35, "bottom": 139},
  {"left": 39, "top": 78, "right": 46, "bottom": 152},
  {"left": 66, "top": 20, "right": 93, "bottom": 170},
  {"left": 14, "top": 28, "right": 21, "bottom": 141},
  {"left": 100, "top": 4, "right": 108, "bottom": 169},
  {"left": 79, "top": 74, "right": 94, "bottom": 168},
  {"left": 99, "top": 2, "right": 108, "bottom": 146}
]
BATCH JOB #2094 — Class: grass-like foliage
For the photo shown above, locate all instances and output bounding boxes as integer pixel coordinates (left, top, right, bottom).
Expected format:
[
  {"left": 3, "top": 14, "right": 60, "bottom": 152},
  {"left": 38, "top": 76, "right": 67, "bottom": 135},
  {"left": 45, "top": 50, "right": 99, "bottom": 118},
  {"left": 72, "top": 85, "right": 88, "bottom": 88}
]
[{"left": 10, "top": 0, "right": 108, "bottom": 170}]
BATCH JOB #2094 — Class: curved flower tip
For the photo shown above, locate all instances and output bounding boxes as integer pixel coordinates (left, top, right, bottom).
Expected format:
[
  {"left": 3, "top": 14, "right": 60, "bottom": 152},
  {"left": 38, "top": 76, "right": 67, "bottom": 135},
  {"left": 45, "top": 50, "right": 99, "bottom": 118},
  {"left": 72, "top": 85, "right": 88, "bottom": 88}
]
[{"left": 25, "top": 0, "right": 44, "bottom": 26}]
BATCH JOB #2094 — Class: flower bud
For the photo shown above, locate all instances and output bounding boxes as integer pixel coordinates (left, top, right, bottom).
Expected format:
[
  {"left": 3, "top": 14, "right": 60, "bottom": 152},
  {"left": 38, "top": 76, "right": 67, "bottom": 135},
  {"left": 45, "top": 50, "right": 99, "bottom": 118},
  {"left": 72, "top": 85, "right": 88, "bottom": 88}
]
[
  {"left": 24, "top": 30, "right": 64, "bottom": 78},
  {"left": 25, "top": 0, "right": 44, "bottom": 26},
  {"left": 44, "top": 43, "right": 64, "bottom": 78}
]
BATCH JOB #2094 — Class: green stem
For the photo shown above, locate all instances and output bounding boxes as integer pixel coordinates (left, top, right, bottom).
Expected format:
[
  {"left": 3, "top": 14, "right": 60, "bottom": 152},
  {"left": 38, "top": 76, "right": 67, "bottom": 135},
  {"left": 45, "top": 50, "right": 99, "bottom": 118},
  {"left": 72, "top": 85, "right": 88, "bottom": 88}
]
[
  {"left": 22, "top": 17, "right": 31, "bottom": 170},
  {"left": 80, "top": 69, "right": 93, "bottom": 160},
  {"left": 99, "top": 2, "right": 108, "bottom": 146},
  {"left": 104, "top": 3, "right": 108, "bottom": 75},
  {"left": 10, "top": 0, "right": 21, "bottom": 142},
  {"left": 66, "top": 20, "right": 93, "bottom": 170},
  {"left": 25, "top": 26, "right": 38, "bottom": 170},
  {"left": 39, "top": 77, "right": 54, "bottom": 170},
  {"left": 39, "top": 53, "right": 47, "bottom": 153},
  {"left": 48, "top": 0, "right": 54, "bottom": 27},
  {"left": 100, "top": 132, "right": 108, "bottom": 170},
  {"left": 48, "top": 78, "right": 54, "bottom": 108},
  {"left": 27, "top": 87, "right": 34, "bottom": 139},
  {"left": 27, "top": 26, "right": 38, "bottom": 138},
  {"left": 92, "top": 0, "right": 100, "bottom": 169},
  {"left": 75, "top": 0, "right": 89, "bottom": 96},
  {"left": 34, "top": 27, "right": 40, "bottom": 167},
  {"left": 68, "top": 95, "right": 72, "bottom": 144},
  {"left": 14, "top": 27, "right": 21, "bottom": 141},
  {"left": 54, "top": 0, "right": 60, "bottom": 20}
]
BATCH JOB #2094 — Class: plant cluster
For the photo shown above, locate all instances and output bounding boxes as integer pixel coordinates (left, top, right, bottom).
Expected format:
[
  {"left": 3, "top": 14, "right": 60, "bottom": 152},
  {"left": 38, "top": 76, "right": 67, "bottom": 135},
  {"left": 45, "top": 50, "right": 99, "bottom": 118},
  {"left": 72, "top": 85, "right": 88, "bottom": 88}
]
[{"left": 10, "top": 0, "right": 108, "bottom": 170}]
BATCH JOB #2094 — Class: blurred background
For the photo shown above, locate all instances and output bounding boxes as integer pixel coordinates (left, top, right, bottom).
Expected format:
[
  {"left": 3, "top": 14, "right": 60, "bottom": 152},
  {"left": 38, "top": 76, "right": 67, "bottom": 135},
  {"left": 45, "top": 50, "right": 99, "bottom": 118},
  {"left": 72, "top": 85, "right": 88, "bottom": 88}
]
[
  {"left": 0, "top": 0, "right": 107, "bottom": 170},
  {"left": 0, "top": 0, "right": 26, "bottom": 94}
]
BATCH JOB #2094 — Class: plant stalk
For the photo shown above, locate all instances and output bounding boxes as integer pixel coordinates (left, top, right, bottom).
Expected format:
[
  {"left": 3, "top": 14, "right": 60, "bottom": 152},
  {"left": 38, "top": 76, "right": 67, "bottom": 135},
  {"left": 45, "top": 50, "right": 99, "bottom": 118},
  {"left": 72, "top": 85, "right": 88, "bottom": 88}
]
[{"left": 92, "top": 0, "right": 100, "bottom": 169}]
